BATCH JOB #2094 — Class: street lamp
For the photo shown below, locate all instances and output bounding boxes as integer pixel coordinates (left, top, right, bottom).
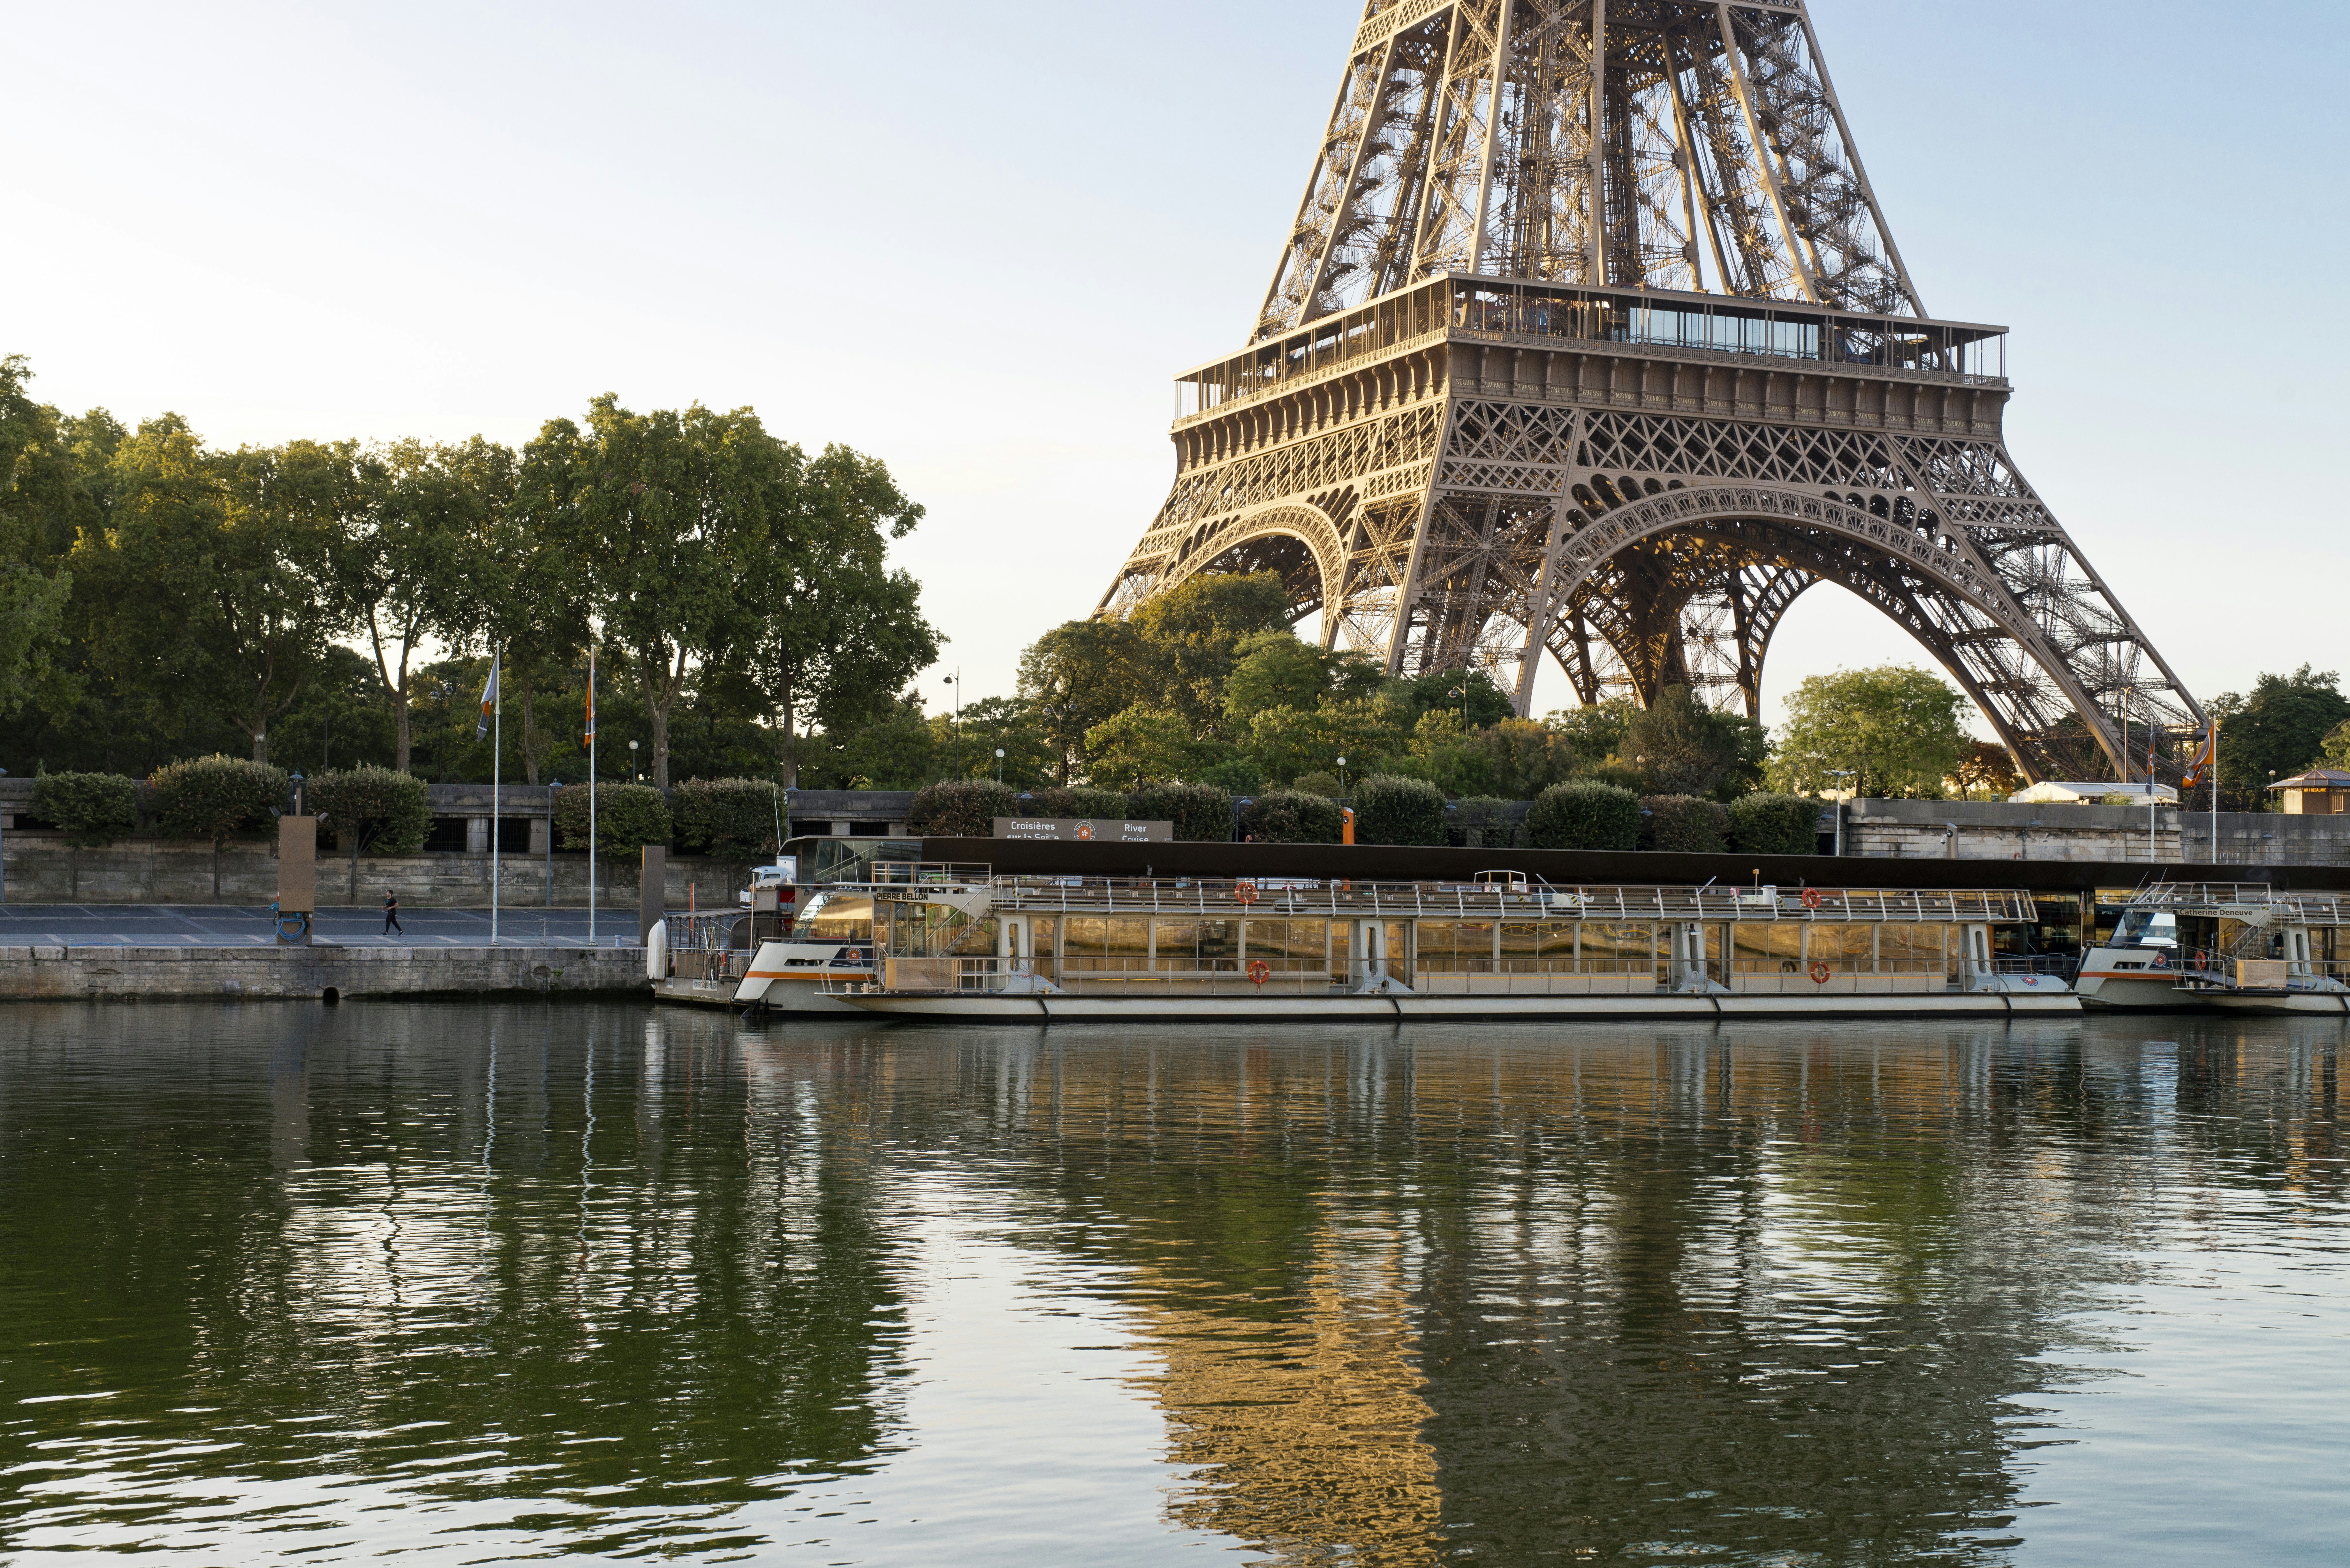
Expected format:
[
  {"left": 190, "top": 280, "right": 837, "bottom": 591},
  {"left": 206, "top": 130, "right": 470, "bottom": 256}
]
[
  {"left": 995, "top": 746, "right": 1006, "bottom": 781},
  {"left": 943, "top": 669, "right": 963, "bottom": 778},
  {"left": 546, "top": 781, "right": 561, "bottom": 908},
  {"left": 628, "top": 739, "right": 640, "bottom": 784},
  {"left": 1825, "top": 769, "right": 1856, "bottom": 856},
  {"left": 1232, "top": 795, "right": 1255, "bottom": 842},
  {"left": 1448, "top": 684, "right": 1468, "bottom": 729},
  {"left": 1336, "top": 755, "right": 1347, "bottom": 795}
]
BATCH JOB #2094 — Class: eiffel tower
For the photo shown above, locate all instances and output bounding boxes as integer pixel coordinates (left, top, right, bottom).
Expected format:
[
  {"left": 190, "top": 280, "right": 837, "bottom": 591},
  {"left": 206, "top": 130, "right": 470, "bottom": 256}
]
[{"left": 1099, "top": 0, "right": 2199, "bottom": 783}]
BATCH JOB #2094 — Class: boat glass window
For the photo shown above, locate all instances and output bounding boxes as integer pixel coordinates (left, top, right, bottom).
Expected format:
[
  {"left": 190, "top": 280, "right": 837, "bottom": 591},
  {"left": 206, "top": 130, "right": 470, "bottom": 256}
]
[
  {"left": 1815, "top": 924, "right": 1876, "bottom": 971},
  {"left": 2113, "top": 909, "right": 2179, "bottom": 948},
  {"left": 1580, "top": 923, "right": 1654, "bottom": 974},
  {"left": 1880, "top": 924, "right": 1949, "bottom": 975}
]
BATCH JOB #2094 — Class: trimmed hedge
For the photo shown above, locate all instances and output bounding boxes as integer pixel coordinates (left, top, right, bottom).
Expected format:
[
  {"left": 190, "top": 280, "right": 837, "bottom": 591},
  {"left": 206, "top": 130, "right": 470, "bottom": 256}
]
[
  {"left": 1128, "top": 781, "right": 1234, "bottom": 842},
  {"left": 673, "top": 778, "right": 785, "bottom": 857},
  {"left": 1641, "top": 793, "right": 1729, "bottom": 854},
  {"left": 151, "top": 755, "right": 287, "bottom": 848},
  {"left": 553, "top": 782, "right": 672, "bottom": 855},
  {"left": 1728, "top": 792, "right": 1821, "bottom": 857},
  {"left": 1527, "top": 781, "right": 1640, "bottom": 850},
  {"left": 907, "top": 779, "right": 1019, "bottom": 837},
  {"left": 32, "top": 772, "right": 140, "bottom": 848},
  {"left": 1239, "top": 789, "right": 1344, "bottom": 843},
  {"left": 1290, "top": 770, "right": 1341, "bottom": 798},
  {"left": 309, "top": 766, "right": 432, "bottom": 856},
  {"left": 1449, "top": 795, "right": 1525, "bottom": 850},
  {"left": 1022, "top": 785, "right": 1130, "bottom": 820},
  {"left": 1354, "top": 773, "right": 1445, "bottom": 846}
]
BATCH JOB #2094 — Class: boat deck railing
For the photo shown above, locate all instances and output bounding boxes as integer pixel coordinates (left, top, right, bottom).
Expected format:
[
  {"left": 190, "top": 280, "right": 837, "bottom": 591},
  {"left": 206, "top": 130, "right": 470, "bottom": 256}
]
[
  {"left": 2120, "top": 882, "right": 2350, "bottom": 922},
  {"left": 860, "top": 955, "right": 1975, "bottom": 999},
  {"left": 978, "top": 877, "right": 2035, "bottom": 923}
]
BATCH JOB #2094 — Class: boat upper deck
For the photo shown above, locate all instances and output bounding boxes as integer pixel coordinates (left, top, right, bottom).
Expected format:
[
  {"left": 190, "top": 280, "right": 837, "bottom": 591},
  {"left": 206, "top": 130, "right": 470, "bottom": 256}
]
[{"left": 887, "top": 876, "right": 2037, "bottom": 925}]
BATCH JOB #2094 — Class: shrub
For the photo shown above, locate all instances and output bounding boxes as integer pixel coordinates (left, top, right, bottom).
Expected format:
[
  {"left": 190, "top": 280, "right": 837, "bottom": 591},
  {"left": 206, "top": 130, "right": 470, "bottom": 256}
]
[
  {"left": 1353, "top": 773, "right": 1446, "bottom": 846},
  {"left": 309, "top": 766, "right": 432, "bottom": 856},
  {"left": 1128, "top": 781, "right": 1234, "bottom": 842},
  {"left": 1450, "top": 794, "right": 1526, "bottom": 849},
  {"left": 553, "top": 782, "right": 672, "bottom": 855},
  {"left": 1198, "top": 756, "right": 1263, "bottom": 795},
  {"left": 32, "top": 772, "right": 140, "bottom": 848},
  {"left": 1022, "top": 785, "right": 1130, "bottom": 820},
  {"left": 1527, "top": 781, "right": 1641, "bottom": 850},
  {"left": 1727, "top": 792, "right": 1822, "bottom": 857},
  {"left": 1290, "top": 770, "right": 1341, "bottom": 798},
  {"left": 1239, "top": 789, "right": 1343, "bottom": 843},
  {"left": 1641, "top": 794, "right": 1729, "bottom": 854},
  {"left": 673, "top": 778, "right": 785, "bottom": 857},
  {"left": 906, "top": 779, "right": 1020, "bottom": 837},
  {"left": 151, "top": 755, "right": 288, "bottom": 848}
]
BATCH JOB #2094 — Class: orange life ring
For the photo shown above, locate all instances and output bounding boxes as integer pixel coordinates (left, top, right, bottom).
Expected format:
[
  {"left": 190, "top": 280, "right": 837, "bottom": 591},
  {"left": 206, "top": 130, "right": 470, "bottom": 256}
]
[
  {"left": 1802, "top": 888, "right": 1824, "bottom": 910},
  {"left": 1247, "top": 959, "right": 1271, "bottom": 986},
  {"left": 1808, "top": 960, "right": 1832, "bottom": 985},
  {"left": 1233, "top": 880, "right": 1260, "bottom": 905}
]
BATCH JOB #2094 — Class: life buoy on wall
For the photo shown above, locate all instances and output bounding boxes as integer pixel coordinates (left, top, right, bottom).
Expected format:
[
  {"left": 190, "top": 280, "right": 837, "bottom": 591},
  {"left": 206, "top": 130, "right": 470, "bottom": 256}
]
[
  {"left": 1233, "top": 880, "right": 1260, "bottom": 905},
  {"left": 1809, "top": 961, "right": 1832, "bottom": 985},
  {"left": 1802, "top": 888, "right": 1824, "bottom": 910},
  {"left": 1247, "top": 959, "right": 1271, "bottom": 987}
]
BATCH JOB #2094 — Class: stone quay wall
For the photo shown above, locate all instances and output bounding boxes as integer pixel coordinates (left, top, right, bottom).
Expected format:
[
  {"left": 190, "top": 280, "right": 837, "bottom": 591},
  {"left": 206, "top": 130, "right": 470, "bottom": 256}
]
[
  {"left": 0, "top": 836, "right": 764, "bottom": 907},
  {"left": 0, "top": 944, "right": 649, "bottom": 1001},
  {"left": 1839, "top": 799, "right": 2350, "bottom": 865}
]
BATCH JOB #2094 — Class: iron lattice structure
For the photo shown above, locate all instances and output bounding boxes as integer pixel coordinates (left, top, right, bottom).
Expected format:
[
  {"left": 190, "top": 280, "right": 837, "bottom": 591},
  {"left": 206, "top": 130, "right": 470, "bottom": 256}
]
[{"left": 1100, "top": 0, "right": 2199, "bottom": 783}]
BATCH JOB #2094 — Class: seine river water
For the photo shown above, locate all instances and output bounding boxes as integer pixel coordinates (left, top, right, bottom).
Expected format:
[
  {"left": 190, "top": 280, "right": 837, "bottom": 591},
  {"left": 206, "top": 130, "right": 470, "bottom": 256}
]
[{"left": 2, "top": 1002, "right": 2345, "bottom": 1565}]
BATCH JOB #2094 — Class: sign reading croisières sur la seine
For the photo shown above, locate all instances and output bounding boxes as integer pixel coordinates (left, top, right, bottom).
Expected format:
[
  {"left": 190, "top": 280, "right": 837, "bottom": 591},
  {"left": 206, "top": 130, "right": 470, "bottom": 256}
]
[{"left": 992, "top": 817, "right": 1172, "bottom": 842}]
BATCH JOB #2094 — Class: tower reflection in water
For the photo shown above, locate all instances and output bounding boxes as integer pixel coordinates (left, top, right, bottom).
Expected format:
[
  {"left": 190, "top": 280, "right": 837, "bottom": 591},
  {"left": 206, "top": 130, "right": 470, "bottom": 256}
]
[{"left": 0, "top": 1003, "right": 2340, "bottom": 1564}]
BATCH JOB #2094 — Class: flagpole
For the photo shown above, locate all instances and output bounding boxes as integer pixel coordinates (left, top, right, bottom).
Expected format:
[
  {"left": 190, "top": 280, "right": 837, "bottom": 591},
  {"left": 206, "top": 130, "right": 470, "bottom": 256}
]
[
  {"left": 491, "top": 645, "right": 501, "bottom": 946},
  {"left": 588, "top": 645, "right": 597, "bottom": 945}
]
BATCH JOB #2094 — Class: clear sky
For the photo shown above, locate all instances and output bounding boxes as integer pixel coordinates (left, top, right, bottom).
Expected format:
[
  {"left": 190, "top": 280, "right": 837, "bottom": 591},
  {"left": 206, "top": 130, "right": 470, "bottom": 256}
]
[{"left": 7, "top": 1, "right": 2345, "bottom": 734}]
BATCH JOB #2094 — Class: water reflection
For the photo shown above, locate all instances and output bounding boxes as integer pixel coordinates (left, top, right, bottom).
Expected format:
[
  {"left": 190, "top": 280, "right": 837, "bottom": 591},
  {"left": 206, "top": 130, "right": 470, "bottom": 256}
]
[{"left": 0, "top": 1004, "right": 2344, "bottom": 1564}]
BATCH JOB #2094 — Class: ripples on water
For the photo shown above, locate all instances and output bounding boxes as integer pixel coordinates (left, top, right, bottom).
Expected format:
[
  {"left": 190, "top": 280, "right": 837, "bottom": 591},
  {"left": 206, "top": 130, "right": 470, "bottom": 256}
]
[{"left": 0, "top": 1003, "right": 2344, "bottom": 1564}]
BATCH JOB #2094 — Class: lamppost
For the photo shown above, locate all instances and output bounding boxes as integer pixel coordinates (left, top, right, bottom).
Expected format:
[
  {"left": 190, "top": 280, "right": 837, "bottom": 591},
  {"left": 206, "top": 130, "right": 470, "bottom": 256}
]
[
  {"left": 628, "top": 739, "right": 640, "bottom": 784},
  {"left": 1232, "top": 796, "right": 1255, "bottom": 842},
  {"left": 546, "top": 781, "right": 561, "bottom": 909},
  {"left": 1336, "top": 755, "right": 1347, "bottom": 795},
  {"left": 995, "top": 747, "right": 1006, "bottom": 781},
  {"left": 1448, "top": 684, "right": 1468, "bottom": 729},
  {"left": 943, "top": 669, "right": 963, "bottom": 778},
  {"left": 1825, "top": 769, "right": 1856, "bottom": 856}
]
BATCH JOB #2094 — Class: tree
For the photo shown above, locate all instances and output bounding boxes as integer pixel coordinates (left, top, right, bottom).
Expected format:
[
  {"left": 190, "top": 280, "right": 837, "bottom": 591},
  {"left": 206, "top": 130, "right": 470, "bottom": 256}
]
[
  {"left": 938, "top": 695, "right": 1053, "bottom": 787},
  {"left": 739, "top": 444, "right": 937, "bottom": 787},
  {"left": 1528, "top": 781, "right": 1641, "bottom": 850},
  {"left": 2211, "top": 667, "right": 2350, "bottom": 798},
  {"left": 1354, "top": 774, "right": 1446, "bottom": 845},
  {"left": 1019, "top": 618, "right": 1156, "bottom": 786},
  {"left": 1383, "top": 667, "right": 1515, "bottom": 729},
  {"left": 1128, "top": 572, "right": 1294, "bottom": 735},
  {"left": 1084, "top": 705, "right": 1220, "bottom": 787},
  {"left": 1619, "top": 685, "right": 1760, "bottom": 798},
  {"left": 308, "top": 765, "right": 432, "bottom": 901},
  {"left": 1546, "top": 698, "right": 1639, "bottom": 769},
  {"left": 0, "top": 356, "right": 76, "bottom": 722},
  {"left": 1769, "top": 665, "right": 1970, "bottom": 799},
  {"left": 1224, "top": 631, "right": 1336, "bottom": 727},
  {"left": 672, "top": 778, "right": 786, "bottom": 857},
  {"left": 1950, "top": 739, "right": 2020, "bottom": 801},
  {"left": 521, "top": 396, "right": 795, "bottom": 788},
  {"left": 322, "top": 438, "right": 502, "bottom": 773},
  {"left": 1727, "top": 793, "right": 1822, "bottom": 856},
  {"left": 73, "top": 421, "right": 337, "bottom": 764},
  {"left": 150, "top": 754, "right": 289, "bottom": 899}
]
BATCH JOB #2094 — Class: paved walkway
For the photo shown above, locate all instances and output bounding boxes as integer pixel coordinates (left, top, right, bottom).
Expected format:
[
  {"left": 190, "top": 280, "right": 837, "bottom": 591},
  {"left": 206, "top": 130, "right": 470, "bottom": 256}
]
[{"left": 0, "top": 906, "right": 642, "bottom": 948}]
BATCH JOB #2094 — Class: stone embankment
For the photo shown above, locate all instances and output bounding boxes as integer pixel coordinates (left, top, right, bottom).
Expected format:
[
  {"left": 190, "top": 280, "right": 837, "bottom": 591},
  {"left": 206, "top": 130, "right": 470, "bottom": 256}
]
[{"left": 0, "top": 945, "right": 649, "bottom": 1001}]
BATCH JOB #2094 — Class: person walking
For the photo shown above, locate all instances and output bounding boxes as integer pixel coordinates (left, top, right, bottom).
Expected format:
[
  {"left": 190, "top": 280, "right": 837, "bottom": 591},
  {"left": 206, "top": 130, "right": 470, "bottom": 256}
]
[{"left": 383, "top": 890, "right": 404, "bottom": 937}]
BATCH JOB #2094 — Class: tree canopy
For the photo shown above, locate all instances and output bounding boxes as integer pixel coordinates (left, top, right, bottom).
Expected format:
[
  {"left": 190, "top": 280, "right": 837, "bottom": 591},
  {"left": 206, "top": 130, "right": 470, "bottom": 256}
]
[{"left": 1768, "top": 665, "right": 1972, "bottom": 798}]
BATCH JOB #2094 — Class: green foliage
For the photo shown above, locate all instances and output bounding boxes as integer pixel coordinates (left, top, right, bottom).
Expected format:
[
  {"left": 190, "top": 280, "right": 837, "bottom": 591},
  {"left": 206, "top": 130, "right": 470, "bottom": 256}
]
[
  {"left": 1239, "top": 789, "right": 1343, "bottom": 844},
  {"left": 1291, "top": 770, "right": 1341, "bottom": 797},
  {"left": 1641, "top": 794, "right": 1729, "bottom": 854},
  {"left": 1197, "top": 756, "right": 1263, "bottom": 795},
  {"left": 2213, "top": 667, "right": 2350, "bottom": 798},
  {"left": 1083, "top": 706, "right": 1219, "bottom": 788},
  {"left": 1127, "top": 572, "right": 1294, "bottom": 735},
  {"left": 1018, "top": 618, "right": 1157, "bottom": 784},
  {"left": 1544, "top": 698, "right": 1639, "bottom": 770},
  {"left": 672, "top": 777, "right": 785, "bottom": 857},
  {"left": 1527, "top": 781, "right": 1641, "bottom": 851},
  {"left": 308, "top": 765, "right": 432, "bottom": 855},
  {"left": 553, "top": 782, "right": 671, "bottom": 854},
  {"left": 2322, "top": 720, "right": 2350, "bottom": 773},
  {"left": 1618, "top": 685, "right": 1759, "bottom": 798},
  {"left": 31, "top": 771, "right": 139, "bottom": 847},
  {"left": 1467, "top": 718, "right": 1578, "bottom": 799},
  {"left": 1768, "top": 665, "right": 1970, "bottom": 799},
  {"left": 1450, "top": 795, "right": 1525, "bottom": 849},
  {"left": 1382, "top": 667, "right": 1514, "bottom": 729},
  {"left": 1127, "top": 781, "right": 1235, "bottom": 842},
  {"left": 1353, "top": 773, "right": 1446, "bottom": 846},
  {"left": 906, "top": 779, "right": 1019, "bottom": 837},
  {"left": 1726, "top": 792, "right": 1821, "bottom": 857},
  {"left": 150, "top": 755, "right": 288, "bottom": 847},
  {"left": 1023, "top": 785, "right": 1130, "bottom": 819}
]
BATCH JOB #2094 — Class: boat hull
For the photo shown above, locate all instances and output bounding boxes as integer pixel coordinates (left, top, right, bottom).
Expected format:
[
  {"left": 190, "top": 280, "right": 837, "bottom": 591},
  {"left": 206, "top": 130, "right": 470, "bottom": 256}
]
[
  {"left": 837, "top": 990, "right": 2080, "bottom": 1025},
  {"left": 2206, "top": 990, "right": 2350, "bottom": 1017}
]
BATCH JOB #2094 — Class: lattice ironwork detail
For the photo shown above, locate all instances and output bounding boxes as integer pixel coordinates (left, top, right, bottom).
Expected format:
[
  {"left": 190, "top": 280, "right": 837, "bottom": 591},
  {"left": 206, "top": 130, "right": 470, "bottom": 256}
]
[{"left": 1103, "top": 0, "right": 2200, "bottom": 786}]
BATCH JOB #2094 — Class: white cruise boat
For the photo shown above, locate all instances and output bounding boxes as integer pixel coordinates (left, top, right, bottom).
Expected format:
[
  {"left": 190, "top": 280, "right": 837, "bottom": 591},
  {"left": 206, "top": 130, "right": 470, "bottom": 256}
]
[
  {"left": 826, "top": 872, "right": 2077, "bottom": 1023},
  {"left": 2076, "top": 883, "right": 2350, "bottom": 1015}
]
